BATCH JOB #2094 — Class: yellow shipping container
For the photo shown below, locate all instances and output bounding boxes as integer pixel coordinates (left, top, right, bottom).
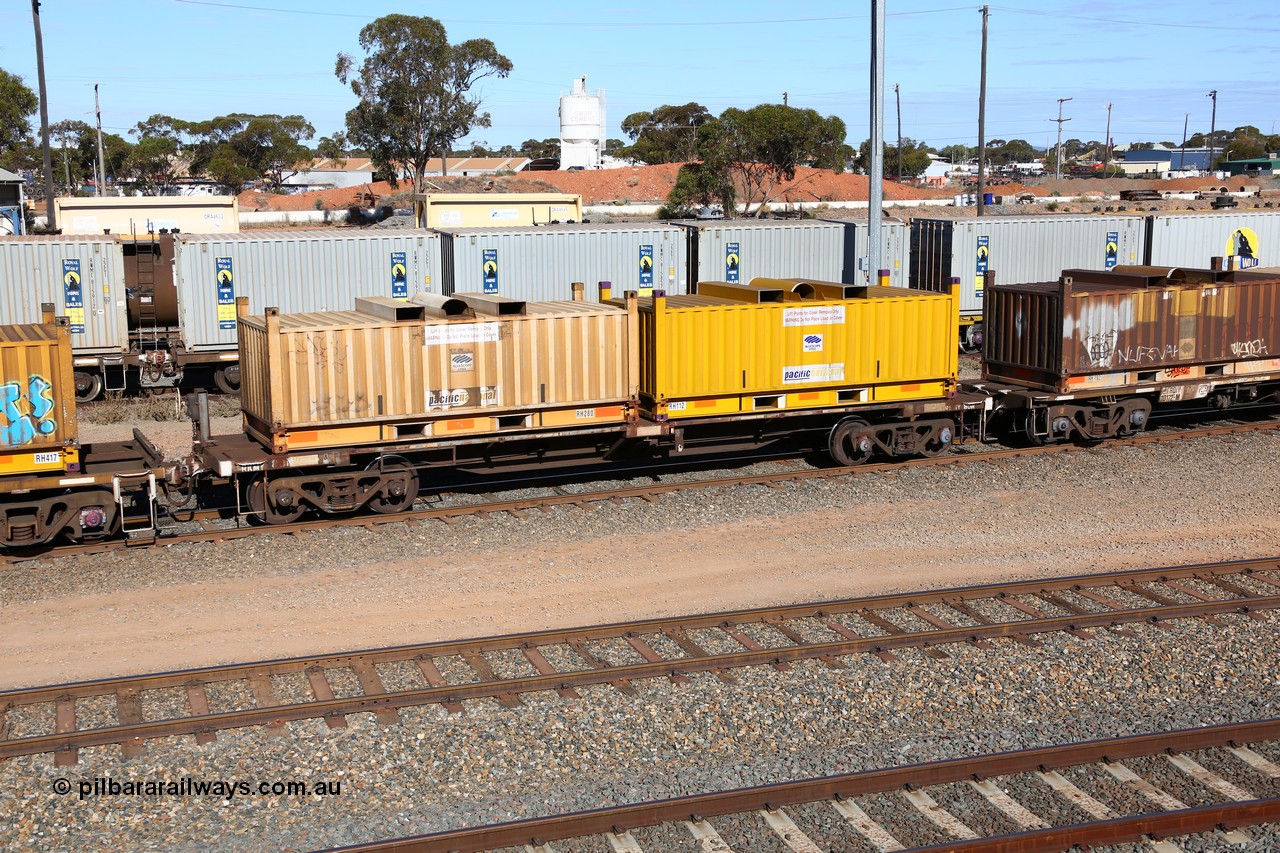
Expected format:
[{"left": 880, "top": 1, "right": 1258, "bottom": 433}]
[
  {"left": 0, "top": 311, "right": 79, "bottom": 479},
  {"left": 631, "top": 279, "right": 958, "bottom": 419},
  {"left": 413, "top": 193, "right": 583, "bottom": 228},
  {"left": 238, "top": 293, "right": 637, "bottom": 453}
]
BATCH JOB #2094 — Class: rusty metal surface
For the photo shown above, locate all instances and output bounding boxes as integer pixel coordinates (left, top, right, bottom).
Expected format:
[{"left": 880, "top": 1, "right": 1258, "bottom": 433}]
[
  {"left": 2, "top": 557, "right": 1277, "bottom": 762},
  {"left": 315, "top": 720, "right": 1280, "bottom": 852},
  {"left": 985, "top": 266, "right": 1280, "bottom": 390}
]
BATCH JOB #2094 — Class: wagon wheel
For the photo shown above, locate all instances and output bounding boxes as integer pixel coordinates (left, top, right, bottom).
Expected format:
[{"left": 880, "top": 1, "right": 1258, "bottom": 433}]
[
  {"left": 62, "top": 488, "right": 120, "bottom": 544},
  {"left": 73, "top": 371, "right": 103, "bottom": 403},
  {"left": 828, "top": 418, "right": 874, "bottom": 467},
  {"left": 246, "top": 475, "right": 305, "bottom": 525},
  {"left": 365, "top": 456, "right": 420, "bottom": 514},
  {"left": 213, "top": 364, "right": 241, "bottom": 395},
  {"left": 918, "top": 420, "right": 955, "bottom": 458}
]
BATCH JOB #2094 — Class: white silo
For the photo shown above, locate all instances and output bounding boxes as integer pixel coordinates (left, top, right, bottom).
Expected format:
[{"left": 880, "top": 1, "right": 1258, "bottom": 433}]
[{"left": 559, "top": 75, "right": 605, "bottom": 170}]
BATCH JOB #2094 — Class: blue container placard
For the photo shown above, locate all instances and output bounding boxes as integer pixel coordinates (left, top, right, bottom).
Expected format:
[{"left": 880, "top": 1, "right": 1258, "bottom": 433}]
[
  {"left": 216, "top": 257, "right": 236, "bottom": 330},
  {"left": 725, "top": 242, "right": 740, "bottom": 282},
  {"left": 61, "top": 259, "right": 85, "bottom": 334},
  {"left": 1105, "top": 231, "right": 1119, "bottom": 270},
  {"left": 390, "top": 251, "right": 408, "bottom": 300},
  {"left": 482, "top": 249, "right": 498, "bottom": 295},
  {"left": 639, "top": 245, "right": 654, "bottom": 294}
]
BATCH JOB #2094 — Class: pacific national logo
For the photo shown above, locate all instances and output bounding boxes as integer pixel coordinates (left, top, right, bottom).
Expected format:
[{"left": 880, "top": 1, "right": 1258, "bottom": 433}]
[{"left": 785, "top": 368, "right": 812, "bottom": 382}]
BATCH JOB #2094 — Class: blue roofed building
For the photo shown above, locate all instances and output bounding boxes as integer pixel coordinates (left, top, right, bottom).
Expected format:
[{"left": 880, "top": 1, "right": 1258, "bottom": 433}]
[{"left": 1120, "top": 146, "right": 1217, "bottom": 176}]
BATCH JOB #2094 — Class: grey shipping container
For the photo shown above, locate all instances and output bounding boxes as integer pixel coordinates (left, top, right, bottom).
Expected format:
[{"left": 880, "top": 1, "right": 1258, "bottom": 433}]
[
  {"left": 675, "top": 219, "right": 848, "bottom": 288},
  {"left": 0, "top": 235, "right": 129, "bottom": 357},
  {"left": 173, "top": 229, "right": 441, "bottom": 351},
  {"left": 1146, "top": 210, "right": 1280, "bottom": 270},
  {"left": 818, "top": 218, "right": 911, "bottom": 288},
  {"left": 435, "top": 222, "right": 688, "bottom": 300},
  {"left": 910, "top": 215, "right": 1147, "bottom": 348}
]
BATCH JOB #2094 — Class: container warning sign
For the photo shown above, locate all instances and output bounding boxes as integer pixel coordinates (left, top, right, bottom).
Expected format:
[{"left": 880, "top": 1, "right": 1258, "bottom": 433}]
[
  {"left": 726, "top": 242, "right": 740, "bottom": 282},
  {"left": 62, "top": 259, "right": 85, "bottom": 334},
  {"left": 482, "top": 249, "right": 499, "bottom": 295},
  {"left": 975, "top": 236, "right": 989, "bottom": 299},
  {"left": 216, "top": 257, "right": 236, "bottom": 330},
  {"left": 1105, "top": 232, "right": 1119, "bottom": 270},
  {"left": 639, "top": 245, "right": 653, "bottom": 294},
  {"left": 391, "top": 252, "right": 408, "bottom": 300},
  {"left": 1228, "top": 227, "right": 1260, "bottom": 269}
]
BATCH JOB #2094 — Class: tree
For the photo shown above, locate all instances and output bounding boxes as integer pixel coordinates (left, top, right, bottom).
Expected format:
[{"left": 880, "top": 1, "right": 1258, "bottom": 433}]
[
  {"left": 50, "top": 119, "right": 94, "bottom": 190},
  {"left": 619, "top": 102, "right": 711, "bottom": 164},
  {"left": 336, "top": 14, "right": 512, "bottom": 221},
  {"left": 856, "top": 137, "right": 932, "bottom": 178},
  {"left": 316, "top": 132, "right": 350, "bottom": 165},
  {"left": 604, "top": 138, "right": 626, "bottom": 157},
  {"left": 667, "top": 104, "right": 851, "bottom": 218},
  {"left": 519, "top": 138, "right": 559, "bottom": 160},
  {"left": 125, "top": 115, "right": 193, "bottom": 195},
  {"left": 987, "top": 138, "right": 1038, "bottom": 166},
  {"left": 937, "top": 144, "right": 973, "bottom": 165},
  {"left": 204, "top": 114, "right": 315, "bottom": 192},
  {"left": 0, "top": 68, "right": 38, "bottom": 153}
]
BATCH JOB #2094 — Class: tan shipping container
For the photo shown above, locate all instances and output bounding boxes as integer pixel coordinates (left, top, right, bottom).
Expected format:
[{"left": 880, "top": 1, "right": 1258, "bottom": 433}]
[
  {"left": 239, "top": 293, "right": 636, "bottom": 453},
  {"left": 0, "top": 312, "right": 79, "bottom": 478},
  {"left": 54, "top": 195, "right": 240, "bottom": 235}
]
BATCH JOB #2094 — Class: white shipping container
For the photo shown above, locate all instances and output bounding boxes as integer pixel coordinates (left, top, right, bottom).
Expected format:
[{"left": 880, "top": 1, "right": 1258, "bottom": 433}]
[
  {"left": 173, "top": 229, "right": 441, "bottom": 351},
  {"left": 676, "top": 219, "right": 850, "bottom": 287},
  {"left": 1146, "top": 210, "right": 1280, "bottom": 270},
  {"left": 0, "top": 235, "right": 129, "bottom": 356},
  {"left": 437, "top": 222, "right": 688, "bottom": 300}
]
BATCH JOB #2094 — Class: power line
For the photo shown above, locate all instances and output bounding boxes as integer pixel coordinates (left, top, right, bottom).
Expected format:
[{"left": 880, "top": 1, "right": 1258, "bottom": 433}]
[{"left": 991, "top": 5, "right": 1280, "bottom": 33}]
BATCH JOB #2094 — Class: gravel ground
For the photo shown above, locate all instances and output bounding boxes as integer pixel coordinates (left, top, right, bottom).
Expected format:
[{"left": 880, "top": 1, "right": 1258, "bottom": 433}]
[{"left": 1, "top": 615, "right": 1277, "bottom": 851}]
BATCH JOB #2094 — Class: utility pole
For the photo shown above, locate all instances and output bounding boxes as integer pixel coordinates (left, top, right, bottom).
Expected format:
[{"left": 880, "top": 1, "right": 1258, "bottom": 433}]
[
  {"left": 783, "top": 91, "right": 788, "bottom": 107},
  {"left": 868, "top": 0, "right": 884, "bottom": 283},
  {"left": 894, "top": 83, "right": 902, "bottom": 179},
  {"left": 31, "top": 0, "right": 56, "bottom": 230},
  {"left": 1053, "top": 96, "right": 1073, "bottom": 181},
  {"left": 976, "top": 5, "right": 989, "bottom": 218},
  {"left": 94, "top": 85, "right": 107, "bottom": 197},
  {"left": 1207, "top": 89, "right": 1218, "bottom": 174},
  {"left": 1103, "top": 102, "right": 1112, "bottom": 175},
  {"left": 1179, "top": 112, "right": 1189, "bottom": 171}
]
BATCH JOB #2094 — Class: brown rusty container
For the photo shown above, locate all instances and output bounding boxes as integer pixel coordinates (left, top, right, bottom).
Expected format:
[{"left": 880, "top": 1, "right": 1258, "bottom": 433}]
[
  {"left": 238, "top": 293, "right": 637, "bottom": 453},
  {"left": 984, "top": 266, "right": 1280, "bottom": 393}
]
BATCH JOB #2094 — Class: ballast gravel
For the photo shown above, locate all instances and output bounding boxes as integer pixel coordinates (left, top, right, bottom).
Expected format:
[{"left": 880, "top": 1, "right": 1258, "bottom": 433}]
[{"left": 2, "top": 615, "right": 1279, "bottom": 851}]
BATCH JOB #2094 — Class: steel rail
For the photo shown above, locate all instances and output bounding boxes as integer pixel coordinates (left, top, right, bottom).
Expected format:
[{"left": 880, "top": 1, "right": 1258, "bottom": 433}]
[
  {"left": 6, "top": 416, "right": 1279, "bottom": 564},
  {"left": 2, "top": 559, "right": 1276, "bottom": 762},
  {"left": 315, "top": 718, "right": 1280, "bottom": 852}
]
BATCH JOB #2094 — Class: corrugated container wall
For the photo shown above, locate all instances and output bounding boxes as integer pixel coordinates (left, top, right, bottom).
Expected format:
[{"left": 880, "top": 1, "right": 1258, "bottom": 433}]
[
  {"left": 0, "top": 235, "right": 129, "bottom": 355},
  {"left": 436, "top": 222, "right": 687, "bottom": 300},
  {"left": 0, "top": 320, "right": 78, "bottom": 456},
  {"left": 1146, "top": 211, "right": 1280, "bottom": 269},
  {"left": 173, "top": 230, "right": 441, "bottom": 351},
  {"left": 984, "top": 269, "right": 1280, "bottom": 392},
  {"left": 818, "top": 219, "right": 911, "bottom": 287},
  {"left": 676, "top": 219, "right": 848, "bottom": 287},
  {"left": 910, "top": 216, "right": 1147, "bottom": 316}
]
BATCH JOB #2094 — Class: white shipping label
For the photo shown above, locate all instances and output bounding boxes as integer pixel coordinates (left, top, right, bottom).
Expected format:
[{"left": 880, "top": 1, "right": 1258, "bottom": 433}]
[
  {"left": 782, "top": 363, "right": 845, "bottom": 384},
  {"left": 802, "top": 333, "right": 824, "bottom": 352},
  {"left": 439, "top": 210, "right": 463, "bottom": 225},
  {"left": 423, "top": 323, "right": 499, "bottom": 346},
  {"left": 783, "top": 305, "right": 845, "bottom": 327}
]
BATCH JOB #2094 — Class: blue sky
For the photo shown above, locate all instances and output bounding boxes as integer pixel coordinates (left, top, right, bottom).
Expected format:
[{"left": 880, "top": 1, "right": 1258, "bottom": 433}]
[{"left": 3, "top": 1, "right": 1277, "bottom": 153}]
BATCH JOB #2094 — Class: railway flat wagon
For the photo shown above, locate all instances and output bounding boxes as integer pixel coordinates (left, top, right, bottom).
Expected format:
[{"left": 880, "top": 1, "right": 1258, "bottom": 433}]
[
  {"left": 0, "top": 235, "right": 130, "bottom": 401},
  {"left": 1146, "top": 210, "right": 1280, "bottom": 270},
  {"left": 628, "top": 277, "right": 960, "bottom": 465},
  {"left": 435, "top": 221, "right": 688, "bottom": 299},
  {"left": 170, "top": 230, "right": 442, "bottom": 393},
  {"left": 0, "top": 308, "right": 158, "bottom": 547},
  {"left": 911, "top": 215, "right": 1147, "bottom": 351},
  {"left": 219, "top": 292, "right": 638, "bottom": 522},
  {"left": 981, "top": 265, "right": 1280, "bottom": 444}
]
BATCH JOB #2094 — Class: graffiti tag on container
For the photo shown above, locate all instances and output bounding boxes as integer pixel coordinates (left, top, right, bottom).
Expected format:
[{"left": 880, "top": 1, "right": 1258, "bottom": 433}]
[
  {"left": 1230, "top": 339, "right": 1268, "bottom": 358},
  {"left": 1114, "top": 343, "right": 1180, "bottom": 366},
  {"left": 1082, "top": 330, "right": 1118, "bottom": 368},
  {"left": 1, "top": 375, "right": 58, "bottom": 447},
  {"left": 1164, "top": 366, "right": 1191, "bottom": 378}
]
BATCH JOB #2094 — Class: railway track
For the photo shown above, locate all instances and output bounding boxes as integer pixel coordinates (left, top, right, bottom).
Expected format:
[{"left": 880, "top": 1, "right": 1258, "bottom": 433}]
[
  {"left": 2, "top": 557, "right": 1276, "bottom": 766},
  {"left": 318, "top": 718, "right": 1280, "bottom": 852},
  {"left": 5, "top": 415, "right": 1279, "bottom": 564}
]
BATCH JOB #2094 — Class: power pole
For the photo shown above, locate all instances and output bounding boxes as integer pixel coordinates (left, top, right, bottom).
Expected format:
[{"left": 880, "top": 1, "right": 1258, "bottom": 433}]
[
  {"left": 31, "top": 0, "right": 56, "bottom": 230},
  {"left": 1053, "top": 96, "right": 1073, "bottom": 181},
  {"left": 868, "top": 0, "right": 884, "bottom": 283},
  {"left": 894, "top": 83, "right": 902, "bottom": 179},
  {"left": 94, "top": 85, "right": 107, "bottom": 197},
  {"left": 1103, "top": 102, "right": 1112, "bottom": 175},
  {"left": 976, "top": 5, "right": 989, "bottom": 218},
  {"left": 1207, "top": 89, "right": 1218, "bottom": 173},
  {"left": 1179, "top": 112, "right": 1189, "bottom": 171},
  {"left": 783, "top": 91, "right": 788, "bottom": 107}
]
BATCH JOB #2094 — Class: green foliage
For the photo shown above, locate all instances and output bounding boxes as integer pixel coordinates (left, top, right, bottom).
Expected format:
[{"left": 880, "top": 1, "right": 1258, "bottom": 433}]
[
  {"left": 662, "top": 161, "right": 735, "bottom": 218},
  {"left": 336, "top": 14, "right": 512, "bottom": 219},
  {"left": 619, "top": 103, "right": 711, "bottom": 164},
  {"left": 937, "top": 144, "right": 974, "bottom": 165},
  {"left": 519, "top": 138, "right": 559, "bottom": 159},
  {"left": 1047, "top": 201, "right": 1060, "bottom": 211},
  {"left": 0, "top": 68, "right": 38, "bottom": 152},
  {"left": 667, "top": 104, "right": 850, "bottom": 217},
  {"left": 315, "top": 133, "right": 349, "bottom": 164},
  {"left": 986, "top": 138, "right": 1038, "bottom": 166},
  {"left": 856, "top": 137, "right": 932, "bottom": 178}
]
